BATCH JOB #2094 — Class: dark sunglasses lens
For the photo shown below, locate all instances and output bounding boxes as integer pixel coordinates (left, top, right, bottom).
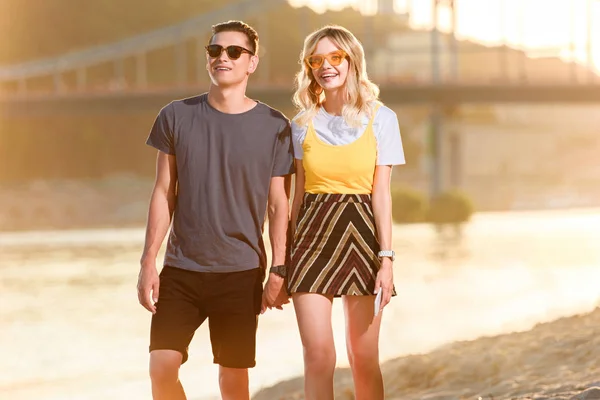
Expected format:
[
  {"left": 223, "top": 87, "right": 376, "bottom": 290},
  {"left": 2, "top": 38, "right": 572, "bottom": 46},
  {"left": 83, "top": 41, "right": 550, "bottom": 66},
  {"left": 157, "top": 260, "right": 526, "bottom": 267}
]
[
  {"left": 226, "top": 46, "right": 244, "bottom": 59},
  {"left": 206, "top": 45, "right": 223, "bottom": 58}
]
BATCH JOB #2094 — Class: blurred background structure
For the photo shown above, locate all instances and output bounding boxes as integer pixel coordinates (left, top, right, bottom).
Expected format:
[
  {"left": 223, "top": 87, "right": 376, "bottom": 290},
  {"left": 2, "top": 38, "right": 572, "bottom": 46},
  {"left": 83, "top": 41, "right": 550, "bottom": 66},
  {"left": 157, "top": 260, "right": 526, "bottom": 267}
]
[
  {"left": 1, "top": 0, "right": 600, "bottom": 231},
  {"left": 1, "top": 2, "right": 600, "bottom": 400}
]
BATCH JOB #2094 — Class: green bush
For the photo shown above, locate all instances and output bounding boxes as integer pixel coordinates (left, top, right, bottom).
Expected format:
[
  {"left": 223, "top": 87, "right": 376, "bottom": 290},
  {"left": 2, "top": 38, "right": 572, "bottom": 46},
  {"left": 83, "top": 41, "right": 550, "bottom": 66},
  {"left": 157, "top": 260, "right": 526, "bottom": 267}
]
[
  {"left": 391, "top": 187, "right": 427, "bottom": 224},
  {"left": 427, "top": 189, "right": 474, "bottom": 225}
]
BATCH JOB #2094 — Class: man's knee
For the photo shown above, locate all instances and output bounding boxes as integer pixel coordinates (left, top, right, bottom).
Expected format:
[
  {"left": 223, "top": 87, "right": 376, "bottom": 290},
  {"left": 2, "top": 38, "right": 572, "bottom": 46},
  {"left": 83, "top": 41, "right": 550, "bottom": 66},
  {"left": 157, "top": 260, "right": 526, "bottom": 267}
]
[
  {"left": 219, "top": 366, "right": 249, "bottom": 396},
  {"left": 219, "top": 366, "right": 248, "bottom": 383},
  {"left": 150, "top": 350, "right": 183, "bottom": 384}
]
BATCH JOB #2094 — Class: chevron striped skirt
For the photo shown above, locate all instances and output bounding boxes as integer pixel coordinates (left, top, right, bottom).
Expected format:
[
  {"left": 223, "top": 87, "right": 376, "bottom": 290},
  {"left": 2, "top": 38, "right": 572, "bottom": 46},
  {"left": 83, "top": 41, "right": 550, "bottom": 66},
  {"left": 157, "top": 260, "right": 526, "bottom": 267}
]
[{"left": 288, "top": 193, "right": 396, "bottom": 297}]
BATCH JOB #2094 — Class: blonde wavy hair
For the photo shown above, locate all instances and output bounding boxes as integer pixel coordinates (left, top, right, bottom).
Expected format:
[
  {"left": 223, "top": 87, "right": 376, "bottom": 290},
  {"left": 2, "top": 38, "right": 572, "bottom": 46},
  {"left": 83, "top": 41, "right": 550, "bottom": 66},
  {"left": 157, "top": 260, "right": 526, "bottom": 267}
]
[{"left": 292, "top": 25, "right": 380, "bottom": 128}]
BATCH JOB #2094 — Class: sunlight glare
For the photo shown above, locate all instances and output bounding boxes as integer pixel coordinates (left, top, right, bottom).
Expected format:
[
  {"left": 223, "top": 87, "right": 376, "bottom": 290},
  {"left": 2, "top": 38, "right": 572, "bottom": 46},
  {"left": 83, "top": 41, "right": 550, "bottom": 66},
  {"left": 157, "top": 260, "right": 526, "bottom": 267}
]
[{"left": 288, "top": 0, "right": 600, "bottom": 70}]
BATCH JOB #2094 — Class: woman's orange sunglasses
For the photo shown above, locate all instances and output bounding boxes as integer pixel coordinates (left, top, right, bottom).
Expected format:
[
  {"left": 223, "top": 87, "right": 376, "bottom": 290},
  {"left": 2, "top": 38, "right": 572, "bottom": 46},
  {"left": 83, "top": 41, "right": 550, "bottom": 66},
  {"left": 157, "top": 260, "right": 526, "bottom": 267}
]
[{"left": 304, "top": 50, "right": 348, "bottom": 70}]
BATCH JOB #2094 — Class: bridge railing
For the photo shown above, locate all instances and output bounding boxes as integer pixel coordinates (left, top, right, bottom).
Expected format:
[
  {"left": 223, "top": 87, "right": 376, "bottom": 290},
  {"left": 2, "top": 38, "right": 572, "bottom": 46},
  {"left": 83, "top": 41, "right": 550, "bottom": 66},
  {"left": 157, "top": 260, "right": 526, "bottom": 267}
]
[
  {"left": 1, "top": 0, "right": 599, "bottom": 100},
  {"left": 369, "top": 43, "right": 598, "bottom": 86},
  {"left": 3, "top": 46, "right": 597, "bottom": 100}
]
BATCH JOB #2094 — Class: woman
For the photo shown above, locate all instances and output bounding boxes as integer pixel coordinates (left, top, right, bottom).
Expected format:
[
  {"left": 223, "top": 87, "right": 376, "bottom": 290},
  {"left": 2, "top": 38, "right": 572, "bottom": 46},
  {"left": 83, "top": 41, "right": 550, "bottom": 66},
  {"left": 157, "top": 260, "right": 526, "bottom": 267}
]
[{"left": 287, "top": 25, "right": 406, "bottom": 400}]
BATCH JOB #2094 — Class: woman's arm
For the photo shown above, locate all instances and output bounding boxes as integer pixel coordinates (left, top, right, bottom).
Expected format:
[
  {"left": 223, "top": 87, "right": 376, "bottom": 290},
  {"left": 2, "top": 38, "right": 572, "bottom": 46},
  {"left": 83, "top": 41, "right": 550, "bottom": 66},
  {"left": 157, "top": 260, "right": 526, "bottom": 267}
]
[
  {"left": 371, "top": 164, "right": 394, "bottom": 312},
  {"left": 290, "top": 159, "right": 306, "bottom": 235}
]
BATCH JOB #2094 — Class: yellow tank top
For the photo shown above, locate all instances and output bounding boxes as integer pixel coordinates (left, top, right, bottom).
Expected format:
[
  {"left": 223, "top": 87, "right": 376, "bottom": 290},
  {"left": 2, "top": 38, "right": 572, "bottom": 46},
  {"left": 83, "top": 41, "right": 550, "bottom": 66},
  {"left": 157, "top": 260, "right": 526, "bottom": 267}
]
[{"left": 303, "top": 104, "right": 380, "bottom": 194}]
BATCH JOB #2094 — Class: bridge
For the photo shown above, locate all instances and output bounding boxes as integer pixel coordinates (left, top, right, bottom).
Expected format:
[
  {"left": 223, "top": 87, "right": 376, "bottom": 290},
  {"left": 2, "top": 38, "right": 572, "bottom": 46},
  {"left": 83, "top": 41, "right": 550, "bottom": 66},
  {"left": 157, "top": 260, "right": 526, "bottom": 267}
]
[
  {"left": 1, "top": 0, "right": 599, "bottom": 108},
  {"left": 1, "top": 0, "right": 599, "bottom": 195}
]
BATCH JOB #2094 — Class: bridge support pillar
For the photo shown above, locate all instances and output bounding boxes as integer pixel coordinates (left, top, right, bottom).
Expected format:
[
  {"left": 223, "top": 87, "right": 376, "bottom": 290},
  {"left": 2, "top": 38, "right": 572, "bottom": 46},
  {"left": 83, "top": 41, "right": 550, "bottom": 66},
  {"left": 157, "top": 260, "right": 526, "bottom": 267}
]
[
  {"left": 113, "top": 59, "right": 125, "bottom": 90},
  {"left": 428, "top": 105, "right": 443, "bottom": 198},
  {"left": 53, "top": 72, "right": 65, "bottom": 93},
  {"left": 76, "top": 68, "right": 87, "bottom": 91},
  {"left": 18, "top": 78, "right": 27, "bottom": 94},
  {"left": 430, "top": 0, "right": 443, "bottom": 199},
  {"left": 257, "top": 13, "right": 270, "bottom": 85},
  {"left": 176, "top": 42, "right": 187, "bottom": 87},
  {"left": 449, "top": 129, "right": 461, "bottom": 189},
  {"left": 586, "top": 0, "right": 595, "bottom": 84},
  {"left": 136, "top": 53, "right": 147, "bottom": 88}
]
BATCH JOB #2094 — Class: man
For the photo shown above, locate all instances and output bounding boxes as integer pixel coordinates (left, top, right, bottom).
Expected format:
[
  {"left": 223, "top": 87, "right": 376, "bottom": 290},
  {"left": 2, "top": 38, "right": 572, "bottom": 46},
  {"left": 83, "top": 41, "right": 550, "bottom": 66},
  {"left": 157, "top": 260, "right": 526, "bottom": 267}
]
[{"left": 136, "top": 20, "right": 293, "bottom": 400}]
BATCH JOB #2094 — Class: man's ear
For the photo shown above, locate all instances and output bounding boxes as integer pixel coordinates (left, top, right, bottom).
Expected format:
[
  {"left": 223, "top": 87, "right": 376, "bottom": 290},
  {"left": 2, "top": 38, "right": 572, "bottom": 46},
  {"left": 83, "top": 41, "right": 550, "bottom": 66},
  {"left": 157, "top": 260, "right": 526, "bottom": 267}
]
[{"left": 248, "top": 55, "right": 259, "bottom": 74}]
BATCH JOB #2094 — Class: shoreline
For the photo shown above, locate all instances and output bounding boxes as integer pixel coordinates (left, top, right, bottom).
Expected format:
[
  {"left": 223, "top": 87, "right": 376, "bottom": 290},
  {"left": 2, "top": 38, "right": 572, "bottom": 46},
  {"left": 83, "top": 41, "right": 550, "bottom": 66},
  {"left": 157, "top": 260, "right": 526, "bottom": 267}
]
[
  {"left": 1, "top": 175, "right": 599, "bottom": 233},
  {"left": 2, "top": 205, "right": 600, "bottom": 238}
]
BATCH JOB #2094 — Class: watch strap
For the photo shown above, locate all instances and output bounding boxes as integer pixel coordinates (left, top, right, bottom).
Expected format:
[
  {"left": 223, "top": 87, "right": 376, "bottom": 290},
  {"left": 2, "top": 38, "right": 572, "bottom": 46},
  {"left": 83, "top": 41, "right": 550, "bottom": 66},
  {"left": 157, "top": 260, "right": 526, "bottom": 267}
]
[
  {"left": 269, "top": 265, "right": 287, "bottom": 278},
  {"left": 377, "top": 250, "right": 395, "bottom": 260}
]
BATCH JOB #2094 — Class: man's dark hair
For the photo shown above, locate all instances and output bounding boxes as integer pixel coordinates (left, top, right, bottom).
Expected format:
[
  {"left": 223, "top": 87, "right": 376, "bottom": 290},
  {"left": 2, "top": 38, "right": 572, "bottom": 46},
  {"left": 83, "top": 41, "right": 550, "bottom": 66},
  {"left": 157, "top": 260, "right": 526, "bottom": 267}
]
[{"left": 211, "top": 20, "right": 259, "bottom": 55}]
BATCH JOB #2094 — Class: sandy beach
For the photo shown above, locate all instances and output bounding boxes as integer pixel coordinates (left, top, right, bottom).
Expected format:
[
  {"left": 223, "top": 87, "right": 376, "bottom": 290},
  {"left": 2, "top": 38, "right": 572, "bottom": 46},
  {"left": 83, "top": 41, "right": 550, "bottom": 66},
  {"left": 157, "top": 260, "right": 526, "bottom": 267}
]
[{"left": 253, "top": 307, "right": 600, "bottom": 400}]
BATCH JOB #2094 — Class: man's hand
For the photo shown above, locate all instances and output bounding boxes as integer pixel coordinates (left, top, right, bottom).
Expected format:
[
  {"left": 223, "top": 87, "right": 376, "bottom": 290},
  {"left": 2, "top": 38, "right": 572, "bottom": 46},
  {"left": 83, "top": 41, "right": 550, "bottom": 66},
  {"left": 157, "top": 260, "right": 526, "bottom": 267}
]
[
  {"left": 137, "top": 259, "right": 160, "bottom": 314},
  {"left": 261, "top": 273, "right": 290, "bottom": 314},
  {"left": 374, "top": 258, "right": 394, "bottom": 314}
]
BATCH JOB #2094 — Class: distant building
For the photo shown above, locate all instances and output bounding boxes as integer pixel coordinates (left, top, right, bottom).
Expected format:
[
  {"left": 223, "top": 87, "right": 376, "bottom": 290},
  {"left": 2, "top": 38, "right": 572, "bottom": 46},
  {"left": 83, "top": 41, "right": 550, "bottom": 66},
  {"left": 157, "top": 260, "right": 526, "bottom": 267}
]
[{"left": 377, "top": 0, "right": 395, "bottom": 14}]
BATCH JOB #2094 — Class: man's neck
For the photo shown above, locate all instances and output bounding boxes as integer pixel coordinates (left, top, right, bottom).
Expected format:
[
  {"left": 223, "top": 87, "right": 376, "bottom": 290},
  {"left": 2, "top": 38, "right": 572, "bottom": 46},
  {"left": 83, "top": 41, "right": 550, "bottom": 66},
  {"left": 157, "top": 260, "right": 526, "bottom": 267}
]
[{"left": 207, "top": 84, "right": 255, "bottom": 114}]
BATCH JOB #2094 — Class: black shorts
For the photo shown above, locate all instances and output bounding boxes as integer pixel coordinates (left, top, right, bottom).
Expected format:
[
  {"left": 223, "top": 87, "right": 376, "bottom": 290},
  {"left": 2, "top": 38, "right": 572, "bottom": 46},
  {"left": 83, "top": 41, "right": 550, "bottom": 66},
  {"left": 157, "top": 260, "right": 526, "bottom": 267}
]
[{"left": 149, "top": 266, "right": 263, "bottom": 368}]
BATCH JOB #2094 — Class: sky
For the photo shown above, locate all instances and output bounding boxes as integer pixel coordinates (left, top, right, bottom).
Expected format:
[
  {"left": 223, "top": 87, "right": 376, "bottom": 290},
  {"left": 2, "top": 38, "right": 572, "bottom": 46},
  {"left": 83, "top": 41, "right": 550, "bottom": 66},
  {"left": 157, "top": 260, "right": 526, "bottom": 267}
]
[{"left": 288, "top": 0, "right": 600, "bottom": 70}]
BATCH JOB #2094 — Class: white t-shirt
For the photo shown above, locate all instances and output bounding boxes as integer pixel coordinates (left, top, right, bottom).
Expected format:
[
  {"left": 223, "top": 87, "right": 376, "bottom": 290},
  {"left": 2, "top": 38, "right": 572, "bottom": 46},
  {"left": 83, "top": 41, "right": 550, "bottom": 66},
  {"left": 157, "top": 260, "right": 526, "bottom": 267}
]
[{"left": 291, "top": 105, "right": 406, "bottom": 166}]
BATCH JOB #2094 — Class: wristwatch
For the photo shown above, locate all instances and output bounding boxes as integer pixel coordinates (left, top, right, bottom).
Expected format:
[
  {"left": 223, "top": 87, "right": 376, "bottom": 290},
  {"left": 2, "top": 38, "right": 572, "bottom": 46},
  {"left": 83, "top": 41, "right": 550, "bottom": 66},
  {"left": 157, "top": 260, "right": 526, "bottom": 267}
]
[
  {"left": 377, "top": 250, "right": 395, "bottom": 261},
  {"left": 269, "top": 265, "right": 287, "bottom": 278}
]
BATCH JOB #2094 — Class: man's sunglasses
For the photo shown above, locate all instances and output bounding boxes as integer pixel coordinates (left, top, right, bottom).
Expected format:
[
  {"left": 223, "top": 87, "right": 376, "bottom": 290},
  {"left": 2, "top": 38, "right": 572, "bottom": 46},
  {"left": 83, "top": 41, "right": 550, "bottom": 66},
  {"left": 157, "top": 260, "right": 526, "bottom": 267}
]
[
  {"left": 304, "top": 50, "right": 348, "bottom": 70},
  {"left": 205, "top": 44, "right": 254, "bottom": 60}
]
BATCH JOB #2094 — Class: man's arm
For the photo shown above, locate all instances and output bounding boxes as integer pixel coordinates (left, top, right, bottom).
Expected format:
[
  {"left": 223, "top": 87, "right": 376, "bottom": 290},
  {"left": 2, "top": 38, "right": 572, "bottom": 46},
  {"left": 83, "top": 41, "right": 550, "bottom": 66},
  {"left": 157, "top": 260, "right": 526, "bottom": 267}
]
[
  {"left": 268, "top": 175, "right": 290, "bottom": 266},
  {"left": 137, "top": 151, "right": 178, "bottom": 314},
  {"left": 262, "top": 175, "right": 291, "bottom": 312}
]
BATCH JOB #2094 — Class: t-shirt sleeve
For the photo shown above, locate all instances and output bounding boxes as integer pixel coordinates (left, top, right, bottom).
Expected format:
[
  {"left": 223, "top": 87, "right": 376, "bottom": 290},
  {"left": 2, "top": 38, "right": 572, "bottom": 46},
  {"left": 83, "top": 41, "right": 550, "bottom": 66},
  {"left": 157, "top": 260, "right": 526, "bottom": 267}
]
[
  {"left": 146, "top": 103, "right": 176, "bottom": 155},
  {"left": 375, "top": 107, "right": 406, "bottom": 166},
  {"left": 291, "top": 119, "right": 308, "bottom": 160},
  {"left": 272, "top": 121, "right": 295, "bottom": 177}
]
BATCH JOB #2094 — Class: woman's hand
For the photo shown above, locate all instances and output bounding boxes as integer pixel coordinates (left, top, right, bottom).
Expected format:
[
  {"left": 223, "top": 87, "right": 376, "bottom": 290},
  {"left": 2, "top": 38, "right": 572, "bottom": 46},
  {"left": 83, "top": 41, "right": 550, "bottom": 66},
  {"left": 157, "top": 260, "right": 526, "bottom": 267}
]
[{"left": 374, "top": 258, "right": 394, "bottom": 314}]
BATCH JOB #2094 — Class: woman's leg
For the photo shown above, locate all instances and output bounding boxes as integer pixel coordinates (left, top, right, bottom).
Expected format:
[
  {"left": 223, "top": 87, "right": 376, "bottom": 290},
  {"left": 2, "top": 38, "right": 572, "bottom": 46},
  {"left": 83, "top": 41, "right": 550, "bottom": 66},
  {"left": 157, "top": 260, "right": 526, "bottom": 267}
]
[
  {"left": 292, "top": 292, "right": 336, "bottom": 400},
  {"left": 343, "top": 295, "right": 384, "bottom": 400}
]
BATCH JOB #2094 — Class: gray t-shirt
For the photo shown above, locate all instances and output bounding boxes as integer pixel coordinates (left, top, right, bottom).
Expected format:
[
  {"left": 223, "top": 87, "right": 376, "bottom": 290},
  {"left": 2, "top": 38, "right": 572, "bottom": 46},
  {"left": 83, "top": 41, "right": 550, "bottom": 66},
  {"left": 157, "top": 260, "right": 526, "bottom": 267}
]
[{"left": 146, "top": 93, "right": 294, "bottom": 273}]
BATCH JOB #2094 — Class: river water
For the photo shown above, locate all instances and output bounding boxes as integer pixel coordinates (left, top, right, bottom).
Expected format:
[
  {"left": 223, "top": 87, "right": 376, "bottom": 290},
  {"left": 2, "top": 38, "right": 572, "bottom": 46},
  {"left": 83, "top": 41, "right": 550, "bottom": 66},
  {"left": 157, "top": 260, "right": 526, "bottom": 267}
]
[{"left": 1, "top": 208, "right": 599, "bottom": 399}]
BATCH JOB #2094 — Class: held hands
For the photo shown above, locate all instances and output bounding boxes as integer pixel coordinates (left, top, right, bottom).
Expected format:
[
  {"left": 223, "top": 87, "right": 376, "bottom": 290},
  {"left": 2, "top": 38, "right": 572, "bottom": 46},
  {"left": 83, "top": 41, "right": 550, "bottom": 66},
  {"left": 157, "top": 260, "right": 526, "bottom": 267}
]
[
  {"left": 374, "top": 258, "right": 394, "bottom": 315},
  {"left": 261, "top": 272, "right": 290, "bottom": 314},
  {"left": 137, "top": 258, "right": 160, "bottom": 314}
]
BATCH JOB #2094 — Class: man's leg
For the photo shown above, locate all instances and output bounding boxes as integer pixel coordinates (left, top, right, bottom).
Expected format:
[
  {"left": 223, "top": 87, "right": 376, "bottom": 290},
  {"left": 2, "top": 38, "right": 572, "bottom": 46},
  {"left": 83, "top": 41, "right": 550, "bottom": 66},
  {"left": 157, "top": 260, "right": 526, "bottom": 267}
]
[
  {"left": 149, "top": 350, "right": 186, "bottom": 400},
  {"left": 205, "top": 268, "right": 263, "bottom": 400},
  {"left": 149, "top": 266, "right": 206, "bottom": 400},
  {"left": 219, "top": 366, "right": 250, "bottom": 400}
]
